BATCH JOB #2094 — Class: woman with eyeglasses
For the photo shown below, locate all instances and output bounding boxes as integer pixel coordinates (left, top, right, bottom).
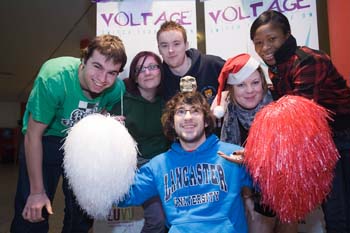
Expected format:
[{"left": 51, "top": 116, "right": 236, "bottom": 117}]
[{"left": 110, "top": 51, "right": 170, "bottom": 233}]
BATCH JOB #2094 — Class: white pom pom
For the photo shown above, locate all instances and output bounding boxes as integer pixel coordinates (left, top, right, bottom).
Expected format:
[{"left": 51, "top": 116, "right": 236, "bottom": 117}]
[
  {"left": 213, "top": 105, "right": 225, "bottom": 118},
  {"left": 63, "top": 114, "right": 138, "bottom": 219}
]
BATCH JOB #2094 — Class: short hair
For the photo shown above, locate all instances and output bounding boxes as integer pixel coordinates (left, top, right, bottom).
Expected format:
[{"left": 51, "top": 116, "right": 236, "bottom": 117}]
[
  {"left": 81, "top": 34, "right": 127, "bottom": 72},
  {"left": 128, "top": 51, "right": 164, "bottom": 96},
  {"left": 161, "top": 91, "right": 216, "bottom": 141},
  {"left": 156, "top": 21, "right": 187, "bottom": 43},
  {"left": 250, "top": 10, "right": 291, "bottom": 40}
]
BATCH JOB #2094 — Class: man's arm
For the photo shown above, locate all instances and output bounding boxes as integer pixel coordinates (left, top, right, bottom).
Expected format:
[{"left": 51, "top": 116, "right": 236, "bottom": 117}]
[{"left": 22, "top": 114, "right": 53, "bottom": 222}]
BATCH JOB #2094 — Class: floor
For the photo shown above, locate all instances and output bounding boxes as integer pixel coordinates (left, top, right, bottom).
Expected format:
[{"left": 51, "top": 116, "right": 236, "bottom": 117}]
[
  {"left": 0, "top": 162, "right": 64, "bottom": 233},
  {"left": 0, "top": 162, "right": 139, "bottom": 233}
]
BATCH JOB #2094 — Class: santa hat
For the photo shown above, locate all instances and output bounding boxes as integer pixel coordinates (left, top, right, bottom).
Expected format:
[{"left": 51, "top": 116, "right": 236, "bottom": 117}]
[{"left": 213, "top": 53, "right": 260, "bottom": 118}]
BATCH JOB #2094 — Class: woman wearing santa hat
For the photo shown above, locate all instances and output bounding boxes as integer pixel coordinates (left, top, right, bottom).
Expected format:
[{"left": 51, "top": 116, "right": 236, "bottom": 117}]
[{"left": 213, "top": 53, "right": 297, "bottom": 233}]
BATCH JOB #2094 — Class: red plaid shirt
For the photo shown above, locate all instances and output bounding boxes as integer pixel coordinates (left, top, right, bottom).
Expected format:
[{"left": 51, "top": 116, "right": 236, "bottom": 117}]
[{"left": 269, "top": 36, "right": 350, "bottom": 130}]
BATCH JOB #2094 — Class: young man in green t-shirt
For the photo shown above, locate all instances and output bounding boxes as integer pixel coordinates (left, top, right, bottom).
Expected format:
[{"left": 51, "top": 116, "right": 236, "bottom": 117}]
[{"left": 10, "top": 34, "right": 127, "bottom": 233}]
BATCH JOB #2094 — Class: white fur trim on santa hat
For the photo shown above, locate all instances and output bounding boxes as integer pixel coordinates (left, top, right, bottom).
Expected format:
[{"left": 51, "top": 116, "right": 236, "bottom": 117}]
[
  {"left": 213, "top": 105, "right": 225, "bottom": 119},
  {"left": 227, "top": 56, "right": 260, "bottom": 85}
]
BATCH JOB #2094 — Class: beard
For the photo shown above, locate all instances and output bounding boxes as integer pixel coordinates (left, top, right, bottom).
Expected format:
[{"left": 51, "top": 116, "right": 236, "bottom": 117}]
[{"left": 177, "top": 127, "right": 206, "bottom": 145}]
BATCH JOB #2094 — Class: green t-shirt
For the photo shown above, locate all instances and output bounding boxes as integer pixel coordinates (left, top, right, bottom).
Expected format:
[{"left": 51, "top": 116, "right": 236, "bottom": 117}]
[{"left": 22, "top": 56, "right": 125, "bottom": 137}]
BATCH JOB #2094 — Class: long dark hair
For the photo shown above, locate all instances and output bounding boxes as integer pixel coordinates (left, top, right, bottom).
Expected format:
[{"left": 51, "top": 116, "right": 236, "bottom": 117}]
[{"left": 126, "top": 51, "right": 164, "bottom": 96}]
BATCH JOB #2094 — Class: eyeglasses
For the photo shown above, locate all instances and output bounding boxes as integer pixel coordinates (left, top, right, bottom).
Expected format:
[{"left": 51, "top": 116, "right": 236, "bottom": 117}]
[
  {"left": 135, "top": 64, "right": 160, "bottom": 74},
  {"left": 175, "top": 107, "right": 202, "bottom": 117}
]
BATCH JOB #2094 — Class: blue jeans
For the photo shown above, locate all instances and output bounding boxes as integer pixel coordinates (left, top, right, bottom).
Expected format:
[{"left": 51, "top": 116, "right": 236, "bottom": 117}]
[
  {"left": 322, "top": 131, "right": 350, "bottom": 233},
  {"left": 10, "top": 136, "right": 93, "bottom": 233}
]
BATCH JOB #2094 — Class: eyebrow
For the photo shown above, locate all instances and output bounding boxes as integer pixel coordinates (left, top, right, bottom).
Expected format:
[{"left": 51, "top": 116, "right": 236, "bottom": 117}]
[
  {"left": 159, "top": 42, "right": 169, "bottom": 46},
  {"left": 159, "top": 39, "right": 182, "bottom": 45},
  {"left": 91, "top": 61, "right": 119, "bottom": 73},
  {"left": 176, "top": 105, "right": 201, "bottom": 109},
  {"left": 91, "top": 61, "right": 102, "bottom": 66}
]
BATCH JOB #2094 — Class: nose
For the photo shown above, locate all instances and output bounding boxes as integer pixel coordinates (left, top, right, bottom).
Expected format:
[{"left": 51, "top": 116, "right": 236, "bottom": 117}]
[
  {"left": 168, "top": 45, "right": 174, "bottom": 53},
  {"left": 246, "top": 84, "right": 254, "bottom": 93},
  {"left": 184, "top": 110, "right": 193, "bottom": 119},
  {"left": 144, "top": 68, "right": 151, "bottom": 75},
  {"left": 98, "top": 71, "right": 108, "bottom": 83},
  {"left": 262, "top": 41, "right": 271, "bottom": 51}
]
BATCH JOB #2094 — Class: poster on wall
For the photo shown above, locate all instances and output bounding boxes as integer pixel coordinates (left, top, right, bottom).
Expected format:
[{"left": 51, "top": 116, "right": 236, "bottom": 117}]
[
  {"left": 97, "top": 0, "right": 197, "bottom": 78},
  {"left": 204, "top": 0, "right": 318, "bottom": 60},
  {"left": 93, "top": 206, "right": 145, "bottom": 233}
]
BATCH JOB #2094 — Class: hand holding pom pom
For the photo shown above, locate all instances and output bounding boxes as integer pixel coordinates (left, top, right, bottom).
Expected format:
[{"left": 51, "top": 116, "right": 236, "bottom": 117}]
[{"left": 63, "top": 114, "right": 138, "bottom": 219}]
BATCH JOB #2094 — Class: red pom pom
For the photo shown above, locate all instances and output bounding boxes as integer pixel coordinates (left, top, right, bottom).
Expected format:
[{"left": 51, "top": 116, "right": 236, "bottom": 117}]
[{"left": 244, "top": 95, "right": 339, "bottom": 222}]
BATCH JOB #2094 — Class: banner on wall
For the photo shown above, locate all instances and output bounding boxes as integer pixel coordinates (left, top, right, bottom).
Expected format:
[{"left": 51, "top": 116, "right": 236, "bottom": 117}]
[
  {"left": 204, "top": 0, "right": 318, "bottom": 59},
  {"left": 96, "top": 0, "right": 197, "bottom": 78},
  {"left": 93, "top": 206, "right": 144, "bottom": 233}
]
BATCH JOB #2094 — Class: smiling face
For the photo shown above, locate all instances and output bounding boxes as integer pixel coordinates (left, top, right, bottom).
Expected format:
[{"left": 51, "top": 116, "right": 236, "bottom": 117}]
[
  {"left": 135, "top": 55, "right": 161, "bottom": 92},
  {"left": 79, "top": 50, "right": 121, "bottom": 98},
  {"left": 173, "top": 103, "right": 207, "bottom": 150},
  {"left": 157, "top": 30, "right": 189, "bottom": 69},
  {"left": 252, "top": 23, "right": 290, "bottom": 66},
  {"left": 231, "top": 70, "right": 265, "bottom": 109}
]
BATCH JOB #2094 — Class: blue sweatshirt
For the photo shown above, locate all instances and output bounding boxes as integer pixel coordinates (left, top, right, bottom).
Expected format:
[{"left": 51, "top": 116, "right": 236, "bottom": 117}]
[{"left": 119, "top": 135, "right": 252, "bottom": 233}]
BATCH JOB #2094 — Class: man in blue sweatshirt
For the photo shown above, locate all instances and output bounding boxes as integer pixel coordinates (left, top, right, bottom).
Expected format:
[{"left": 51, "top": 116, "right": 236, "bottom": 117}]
[{"left": 119, "top": 91, "right": 253, "bottom": 233}]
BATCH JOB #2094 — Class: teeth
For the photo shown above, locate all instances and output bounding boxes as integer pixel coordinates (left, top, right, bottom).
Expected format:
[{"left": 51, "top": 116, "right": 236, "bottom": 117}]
[
  {"left": 183, "top": 125, "right": 195, "bottom": 129},
  {"left": 264, "top": 54, "right": 274, "bottom": 60},
  {"left": 92, "top": 79, "right": 103, "bottom": 87}
]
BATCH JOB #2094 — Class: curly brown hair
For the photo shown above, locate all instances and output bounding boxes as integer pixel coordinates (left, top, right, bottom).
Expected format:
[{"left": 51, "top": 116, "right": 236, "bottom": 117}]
[
  {"left": 81, "top": 34, "right": 127, "bottom": 72},
  {"left": 161, "top": 91, "right": 216, "bottom": 141}
]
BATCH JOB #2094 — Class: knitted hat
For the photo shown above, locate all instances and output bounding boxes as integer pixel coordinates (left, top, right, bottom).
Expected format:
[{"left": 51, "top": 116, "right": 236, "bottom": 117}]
[{"left": 214, "top": 53, "right": 260, "bottom": 118}]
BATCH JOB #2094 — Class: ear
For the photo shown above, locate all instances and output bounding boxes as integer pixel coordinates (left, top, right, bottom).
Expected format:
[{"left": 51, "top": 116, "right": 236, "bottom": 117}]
[
  {"left": 185, "top": 41, "right": 189, "bottom": 50},
  {"left": 285, "top": 31, "right": 291, "bottom": 40},
  {"left": 80, "top": 59, "right": 86, "bottom": 69},
  {"left": 157, "top": 44, "right": 162, "bottom": 55}
]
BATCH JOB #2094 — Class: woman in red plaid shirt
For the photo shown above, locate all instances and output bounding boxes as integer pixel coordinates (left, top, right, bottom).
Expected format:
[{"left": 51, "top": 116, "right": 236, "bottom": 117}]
[{"left": 250, "top": 10, "right": 350, "bottom": 233}]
